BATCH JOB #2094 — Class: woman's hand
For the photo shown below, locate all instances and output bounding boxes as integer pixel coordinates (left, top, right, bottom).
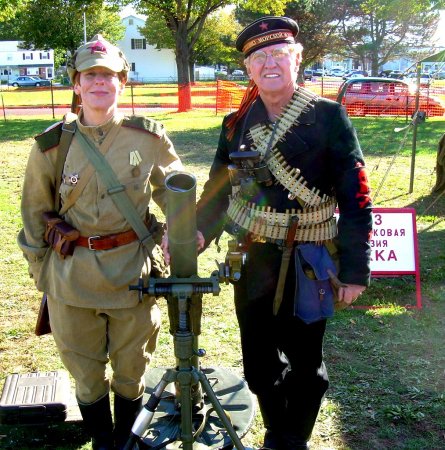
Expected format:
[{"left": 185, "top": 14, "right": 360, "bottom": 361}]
[{"left": 161, "top": 230, "right": 205, "bottom": 265}]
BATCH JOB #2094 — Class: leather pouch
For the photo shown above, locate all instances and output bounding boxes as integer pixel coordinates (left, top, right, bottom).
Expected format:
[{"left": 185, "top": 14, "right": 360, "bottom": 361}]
[
  {"left": 43, "top": 211, "right": 80, "bottom": 258},
  {"left": 293, "top": 243, "right": 337, "bottom": 324}
]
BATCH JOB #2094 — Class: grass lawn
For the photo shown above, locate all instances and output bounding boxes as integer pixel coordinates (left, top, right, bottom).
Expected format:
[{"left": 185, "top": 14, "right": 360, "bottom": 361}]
[{"left": 0, "top": 111, "right": 444, "bottom": 450}]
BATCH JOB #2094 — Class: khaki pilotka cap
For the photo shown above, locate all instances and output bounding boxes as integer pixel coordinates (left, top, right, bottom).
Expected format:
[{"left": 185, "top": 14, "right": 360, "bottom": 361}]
[{"left": 67, "top": 34, "right": 130, "bottom": 84}]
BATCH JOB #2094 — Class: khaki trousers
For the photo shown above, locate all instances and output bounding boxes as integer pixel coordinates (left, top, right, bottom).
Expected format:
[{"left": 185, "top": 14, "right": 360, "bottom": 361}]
[{"left": 47, "top": 295, "right": 161, "bottom": 404}]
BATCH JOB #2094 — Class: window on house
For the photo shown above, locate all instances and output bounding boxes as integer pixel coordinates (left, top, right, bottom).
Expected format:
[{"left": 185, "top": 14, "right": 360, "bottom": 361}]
[
  {"left": 23, "top": 53, "right": 33, "bottom": 60},
  {"left": 39, "top": 52, "right": 50, "bottom": 60},
  {"left": 129, "top": 18, "right": 134, "bottom": 25},
  {"left": 131, "top": 39, "right": 146, "bottom": 50},
  {"left": 131, "top": 62, "right": 136, "bottom": 72}
]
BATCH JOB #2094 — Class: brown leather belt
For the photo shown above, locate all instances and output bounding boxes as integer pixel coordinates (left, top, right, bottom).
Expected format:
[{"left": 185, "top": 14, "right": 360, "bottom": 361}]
[{"left": 77, "top": 229, "right": 139, "bottom": 251}]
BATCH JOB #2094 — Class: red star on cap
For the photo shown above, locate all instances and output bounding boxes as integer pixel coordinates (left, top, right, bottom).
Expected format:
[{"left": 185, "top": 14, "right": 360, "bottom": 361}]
[
  {"left": 89, "top": 41, "right": 107, "bottom": 54},
  {"left": 259, "top": 22, "right": 269, "bottom": 31}
]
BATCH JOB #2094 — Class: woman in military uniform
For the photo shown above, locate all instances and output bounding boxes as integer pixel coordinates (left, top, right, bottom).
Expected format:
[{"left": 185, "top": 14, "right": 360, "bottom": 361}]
[
  {"left": 18, "top": 35, "right": 183, "bottom": 449},
  {"left": 196, "top": 17, "right": 373, "bottom": 450}
]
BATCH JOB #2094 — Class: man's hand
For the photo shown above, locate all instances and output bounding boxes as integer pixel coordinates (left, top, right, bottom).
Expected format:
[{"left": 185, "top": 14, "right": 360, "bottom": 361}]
[
  {"left": 161, "top": 230, "right": 205, "bottom": 265},
  {"left": 336, "top": 284, "right": 366, "bottom": 309}
]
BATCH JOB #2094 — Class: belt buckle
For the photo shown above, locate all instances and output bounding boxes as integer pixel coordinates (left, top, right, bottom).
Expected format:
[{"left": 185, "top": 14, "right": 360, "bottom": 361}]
[{"left": 88, "top": 235, "right": 101, "bottom": 250}]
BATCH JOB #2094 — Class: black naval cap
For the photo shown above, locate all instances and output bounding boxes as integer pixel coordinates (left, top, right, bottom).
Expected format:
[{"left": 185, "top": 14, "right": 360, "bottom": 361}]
[{"left": 236, "top": 16, "right": 299, "bottom": 57}]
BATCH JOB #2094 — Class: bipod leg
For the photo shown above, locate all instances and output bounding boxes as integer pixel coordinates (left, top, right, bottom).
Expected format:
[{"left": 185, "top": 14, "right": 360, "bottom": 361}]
[
  {"left": 197, "top": 369, "right": 245, "bottom": 450},
  {"left": 177, "top": 369, "right": 197, "bottom": 450},
  {"left": 124, "top": 371, "right": 174, "bottom": 450}
]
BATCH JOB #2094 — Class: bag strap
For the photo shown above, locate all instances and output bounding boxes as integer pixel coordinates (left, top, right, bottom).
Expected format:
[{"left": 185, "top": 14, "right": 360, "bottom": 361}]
[
  {"left": 59, "top": 117, "right": 123, "bottom": 216},
  {"left": 54, "top": 113, "right": 77, "bottom": 211},
  {"left": 75, "top": 130, "right": 156, "bottom": 252}
]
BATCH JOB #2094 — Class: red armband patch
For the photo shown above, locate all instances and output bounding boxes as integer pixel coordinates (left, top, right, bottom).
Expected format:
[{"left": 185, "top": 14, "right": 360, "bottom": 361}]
[{"left": 355, "top": 162, "right": 371, "bottom": 209}]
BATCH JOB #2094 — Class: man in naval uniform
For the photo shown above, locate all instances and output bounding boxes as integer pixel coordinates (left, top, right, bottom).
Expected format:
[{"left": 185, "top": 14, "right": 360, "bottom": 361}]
[
  {"left": 18, "top": 35, "right": 183, "bottom": 449},
  {"left": 195, "top": 16, "right": 373, "bottom": 450}
]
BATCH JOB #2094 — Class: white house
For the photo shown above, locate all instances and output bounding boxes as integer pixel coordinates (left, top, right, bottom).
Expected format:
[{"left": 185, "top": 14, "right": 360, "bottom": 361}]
[
  {"left": 119, "top": 15, "right": 177, "bottom": 82},
  {"left": 0, "top": 41, "right": 54, "bottom": 81}
]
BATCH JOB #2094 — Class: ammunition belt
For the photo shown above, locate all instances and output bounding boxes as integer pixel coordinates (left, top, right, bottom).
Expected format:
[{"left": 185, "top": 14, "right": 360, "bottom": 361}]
[
  {"left": 227, "top": 195, "right": 338, "bottom": 243},
  {"left": 248, "top": 88, "right": 333, "bottom": 207}
]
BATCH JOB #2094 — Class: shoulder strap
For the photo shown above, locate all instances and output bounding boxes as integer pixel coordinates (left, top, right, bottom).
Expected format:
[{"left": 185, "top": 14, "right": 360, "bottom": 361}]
[
  {"left": 59, "top": 118, "right": 123, "bottom": 216},
  {"left": 54, "top": 113, "right": 77, "bottom": 211},
  {"left": 75, "top": 130, "right": 156, "bottom": 252}
]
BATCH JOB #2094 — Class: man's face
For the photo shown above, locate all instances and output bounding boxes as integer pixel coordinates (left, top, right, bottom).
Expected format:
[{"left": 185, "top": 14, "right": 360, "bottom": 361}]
[
  {"left": 246, "top": 43, "right": 301, "bottom": 96},
  {"left": 74, "top": 67, "right": 124, "bottom": 114}
]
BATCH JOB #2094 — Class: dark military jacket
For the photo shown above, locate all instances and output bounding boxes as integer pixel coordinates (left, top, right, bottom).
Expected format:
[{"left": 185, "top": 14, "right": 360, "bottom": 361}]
[{"left": 197, "top": 93, "right": 372, "bottom": 296}]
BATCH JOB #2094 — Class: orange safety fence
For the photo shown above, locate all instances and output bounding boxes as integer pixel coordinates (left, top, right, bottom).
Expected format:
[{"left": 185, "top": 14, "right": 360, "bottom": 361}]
[
  {"left": 215, "top": 78, "right": 445, "bottom": 118},
  {"left": 127, "top": 82, "right": 218, "bottom": 110},
  {"left": 2, "top": 78, "right": 444, "bottom": 118},
  {"left": 215, "top": 80, "right": 247, "bottom": 114}
]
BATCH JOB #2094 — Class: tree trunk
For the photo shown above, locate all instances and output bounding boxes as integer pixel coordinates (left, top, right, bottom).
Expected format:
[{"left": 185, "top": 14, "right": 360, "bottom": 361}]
[
  {"left": 371, "top": 48, "right": 380, "bottom": 77},
  {"left": 176, "top": 25, "right": 192, "bottom": 112},
  {"left": 432, "top": 133, "right": 445, "bottom": 193},
  {"left": 189, "top": 60, "right": 195, "bottom": 84}
]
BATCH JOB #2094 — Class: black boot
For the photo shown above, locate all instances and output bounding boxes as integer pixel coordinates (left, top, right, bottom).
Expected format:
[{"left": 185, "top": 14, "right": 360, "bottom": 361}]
[
  {"left": 113, "top": 393, "right": 143, "bottom": 450},
  {"left": 257, "top": 391, "right": 287, "bottom": 450},
  {"left": 259, "top": 429, "right": 280, "bottom": 449},
  {"left": 279, "top": 432, "right": 309, "bottom": 450},
  {"left": 78, "top": 394, "right": 114, "bottom": 450}
]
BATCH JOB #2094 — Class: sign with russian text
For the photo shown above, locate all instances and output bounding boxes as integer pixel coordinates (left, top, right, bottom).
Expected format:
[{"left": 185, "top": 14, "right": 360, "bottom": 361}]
[
  {"left": 370, "top": 208, "right": 418, "bottom": 274},
  {"left": 336, "top": 207, "right": 422, "bottom": 308},
  {"left": 370, "top": 208, "right": 421, "bottom": 308}
]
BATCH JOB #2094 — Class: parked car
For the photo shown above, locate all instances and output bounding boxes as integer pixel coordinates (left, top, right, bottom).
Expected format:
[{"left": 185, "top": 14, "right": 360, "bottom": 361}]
[
  {"left": 312, "top": 69, "right": 326, "bottom": 77},
  {"left": 432, "top": 71, "right": 445, "bottom": 80},
  {"left": 228, "top": 69, "right": 245, "bottom": 81},
  {"left": 388, "top": 70, "right": 404, "bottom": 79},
  {"left": 303, "top": 69, "right": 313, "bottom": 81},
  {"left": 329, "top": 68, "right": 345, "bottom": 77},
  {"left": 336, "top": 77, "right": 445, "bottom": 117},
  {"left": 403, "top": 72, "right": 432, "bottom": 87},
  {"left": 215, "top": 69, "right": 228, "bottom": 78},
  {"left": 378, "top": 70, "right": 393, "bottom": 78},
  {"left": 8, "top": 76, "right": 51, "bottom": 87},
  {"left": 342, "top": 70, "right": 368, "bottom": 80}
]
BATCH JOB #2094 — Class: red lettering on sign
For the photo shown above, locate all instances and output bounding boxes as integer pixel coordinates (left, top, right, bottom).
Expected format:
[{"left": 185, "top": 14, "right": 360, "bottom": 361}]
[{"left": 388, "top": 250, "right": 397, "bottom": 261}]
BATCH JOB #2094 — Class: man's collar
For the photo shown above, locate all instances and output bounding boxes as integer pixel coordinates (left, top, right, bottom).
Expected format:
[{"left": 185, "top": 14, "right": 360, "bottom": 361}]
[{"left": 244, "top": 90, "right": 316, "bottom": 129}]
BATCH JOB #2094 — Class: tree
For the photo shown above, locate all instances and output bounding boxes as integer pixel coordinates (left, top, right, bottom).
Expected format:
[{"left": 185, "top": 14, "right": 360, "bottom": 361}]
[
  {"left": 138, "top": 10, "right": 241, "bottom": 82},
  {"left": 190, "top": 11, "right": 243, "bottom": 74},
  {"left": 284, "top": 0, "right": 346, "bottom": 71},
  {"left": 132, "top": 0, "right": 287, "bottom": 111},
  {"left": 0, "top": 0, "right": 26, "bottom": 21},
  {"left": 1, "top": 0, "right": 124, "bottom": 71},
  {"left": 339, "top": 0, "right": 441, "bottom": 75}
]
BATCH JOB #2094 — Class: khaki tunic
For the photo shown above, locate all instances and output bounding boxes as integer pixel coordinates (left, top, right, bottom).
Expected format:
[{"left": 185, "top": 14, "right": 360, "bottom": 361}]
[{"left": 18, "top": 112, "right": 183, "bottom": 309}]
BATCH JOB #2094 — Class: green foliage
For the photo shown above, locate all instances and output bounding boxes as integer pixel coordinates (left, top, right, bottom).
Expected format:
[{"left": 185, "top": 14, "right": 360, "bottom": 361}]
[
  {"left": 339, "top": 0, "right": 441, "bottom": 74},
  {"left": 193, "top": 11, "right": 243, "bottom": 68},
  {"left": 284, "top": 0, "right": 347, "bottom": 68},
  {"left": 0, "top": 0, "right": 26, "bottom": 22},
  {"left": 1, "top": 0, "right": 125, "bottom": 69},
  {"left": 135, "top": 0, "right": 286, "bottom": 96}
]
